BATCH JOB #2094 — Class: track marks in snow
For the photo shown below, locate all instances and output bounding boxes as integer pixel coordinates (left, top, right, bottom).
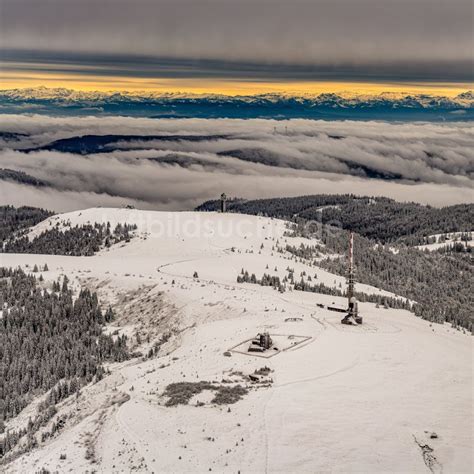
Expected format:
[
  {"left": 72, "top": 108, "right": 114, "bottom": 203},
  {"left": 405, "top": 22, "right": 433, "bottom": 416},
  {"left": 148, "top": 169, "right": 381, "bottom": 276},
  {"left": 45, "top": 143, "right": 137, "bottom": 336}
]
[
  {"left": 413, "top": 435, "right": 443, "bottom": 473},
  {"left": 112, "top": 401, "right": 154, "bottom": 472},
  {"left": 274, "top": 357, "right": 360, "bottom": 389},
  {"left": 262, "top": 357, "right": 361, "bottom": 473}
]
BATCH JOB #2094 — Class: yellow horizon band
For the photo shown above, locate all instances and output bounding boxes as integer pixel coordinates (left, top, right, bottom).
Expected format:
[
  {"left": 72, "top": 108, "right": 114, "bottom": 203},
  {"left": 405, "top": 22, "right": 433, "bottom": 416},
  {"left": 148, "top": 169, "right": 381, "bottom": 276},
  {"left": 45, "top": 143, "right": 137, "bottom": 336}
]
[{"left": 0, "top": 71, "right": 470, "bottom": 97}]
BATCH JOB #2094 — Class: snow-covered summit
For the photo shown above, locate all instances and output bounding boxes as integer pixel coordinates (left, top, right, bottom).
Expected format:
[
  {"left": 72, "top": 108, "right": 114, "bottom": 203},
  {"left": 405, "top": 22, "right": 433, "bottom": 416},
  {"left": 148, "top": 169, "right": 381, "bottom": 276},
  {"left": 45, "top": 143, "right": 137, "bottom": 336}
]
[{"left": 2, "top": 207, "right": 472, "bottom": 473}]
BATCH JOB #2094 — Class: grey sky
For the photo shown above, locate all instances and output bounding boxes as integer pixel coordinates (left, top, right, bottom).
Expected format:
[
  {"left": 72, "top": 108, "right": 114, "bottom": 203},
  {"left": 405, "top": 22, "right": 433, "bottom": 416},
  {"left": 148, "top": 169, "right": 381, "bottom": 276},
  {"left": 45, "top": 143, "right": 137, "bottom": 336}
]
[{"left": 1, "top": 0, "right": 472, "bottom": 81}]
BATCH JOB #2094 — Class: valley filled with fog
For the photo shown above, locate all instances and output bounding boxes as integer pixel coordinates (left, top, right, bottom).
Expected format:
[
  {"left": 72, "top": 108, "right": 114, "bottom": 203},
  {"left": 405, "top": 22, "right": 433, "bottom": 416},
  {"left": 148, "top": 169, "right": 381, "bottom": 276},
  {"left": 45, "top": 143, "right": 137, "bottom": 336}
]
[{"left": 1, "top": 115, "right": 473, "bottom": 212}]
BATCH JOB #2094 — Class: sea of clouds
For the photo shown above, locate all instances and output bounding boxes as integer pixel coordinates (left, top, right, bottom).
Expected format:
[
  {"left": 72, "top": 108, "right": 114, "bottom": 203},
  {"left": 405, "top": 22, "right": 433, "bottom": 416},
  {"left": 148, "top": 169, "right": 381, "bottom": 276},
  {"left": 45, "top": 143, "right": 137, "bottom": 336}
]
[{"left": 0, "top": 115, "right": 472, "bottom": 212}]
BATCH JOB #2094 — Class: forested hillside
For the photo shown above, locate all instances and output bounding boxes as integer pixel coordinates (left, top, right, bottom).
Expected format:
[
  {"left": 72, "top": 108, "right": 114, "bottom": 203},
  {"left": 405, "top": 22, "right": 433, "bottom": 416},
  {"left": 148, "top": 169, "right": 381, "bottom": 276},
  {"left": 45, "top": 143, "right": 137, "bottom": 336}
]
[
  {"left": 0, "top": 206, "right": 52, "bottom": 247},
  {"left": 3, "top": 222, "right": 137, "bottom": 256},
  {"left": 0, "top": 169, "right": 49, "bottom": 188},
  {"left": 197, "top": 196, "right": 473, "bottom": 331},
  {"left": 0, "top": 267, "right": 128, "bottom": 459},
  {"left": 196, "top": 195, "right": 473, "bottom": 244},
  {"left": 236, "top": 266, "right": 412, "bottom": 312},
  {"left": 283, "top": 221, "right": 473, "bottom": 331}
]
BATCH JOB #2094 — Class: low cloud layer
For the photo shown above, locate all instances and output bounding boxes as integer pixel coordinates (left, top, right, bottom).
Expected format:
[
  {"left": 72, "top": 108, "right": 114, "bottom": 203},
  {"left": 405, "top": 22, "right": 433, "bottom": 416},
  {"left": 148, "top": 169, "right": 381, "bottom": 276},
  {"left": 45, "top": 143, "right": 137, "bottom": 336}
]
[{"left": 0, "top": 115, "right": 472, "bottom": 212}]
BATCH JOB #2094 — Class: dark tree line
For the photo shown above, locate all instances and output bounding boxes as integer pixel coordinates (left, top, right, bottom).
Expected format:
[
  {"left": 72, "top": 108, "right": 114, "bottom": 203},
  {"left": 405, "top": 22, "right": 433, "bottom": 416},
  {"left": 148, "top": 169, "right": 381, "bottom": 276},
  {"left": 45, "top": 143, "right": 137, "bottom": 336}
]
[
  {"left": 0, "top": 169, "right": 48, "bottom": 188},
  {"left": 238, "top": 270, "right": 283, "bottom": 291},
  {"left": 198, "top": 194, "right": 350, "bottom": 219},
  {"left": 196, "top": 194, "right": 473, "bottom": 244},
  {"left": 434, "top": 242, "right": 472, "bottom": 256},
  {"left": 422, "top": 232, "right": 472, "bottom": 246},
  {"left": 296, "top": 223, "right": 473, "bottom": 331},
  {"left": 237, "top": 267, "right": 411, "bottom": 311},
  {"left": 198, "top": 195, "right": 473, "bottom": 332},
  {"left": 0, "top": 267, "right": 129, "bottom": 458},
  {"left": 3, "top": 222, "right": 137, "bottom": 256},
  {"left": 284, "top": 243, "right": 324, "bottom": 261},
  {"left": 0, "top": 206, "right": 52, "bottom": 247}
]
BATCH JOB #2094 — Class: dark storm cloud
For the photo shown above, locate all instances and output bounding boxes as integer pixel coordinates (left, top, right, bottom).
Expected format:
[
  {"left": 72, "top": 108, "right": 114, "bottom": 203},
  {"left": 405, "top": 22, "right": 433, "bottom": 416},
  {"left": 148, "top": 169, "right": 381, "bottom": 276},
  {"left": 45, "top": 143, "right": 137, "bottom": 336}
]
[
  {"left": 0, "top": 0, "right": 472, "bottom": 81},
  {"left": 0, "top": 115, "right": 473, "bottom": 212}
]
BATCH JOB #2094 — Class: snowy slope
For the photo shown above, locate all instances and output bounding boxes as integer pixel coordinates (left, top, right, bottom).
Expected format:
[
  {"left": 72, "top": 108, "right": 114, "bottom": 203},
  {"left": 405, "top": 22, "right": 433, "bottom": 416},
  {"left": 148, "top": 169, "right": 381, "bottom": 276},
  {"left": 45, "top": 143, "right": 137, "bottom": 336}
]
[{"left": 1, "top": 208, "right": 472, "bottom": 473}]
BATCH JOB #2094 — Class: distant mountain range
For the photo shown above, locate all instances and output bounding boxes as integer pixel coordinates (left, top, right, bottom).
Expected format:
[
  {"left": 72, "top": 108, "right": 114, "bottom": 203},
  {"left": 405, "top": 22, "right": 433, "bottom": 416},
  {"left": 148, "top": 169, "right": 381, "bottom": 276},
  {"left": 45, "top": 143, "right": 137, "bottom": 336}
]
[{"left": 0, "top": 87, "right": 473, "bottom": 120}]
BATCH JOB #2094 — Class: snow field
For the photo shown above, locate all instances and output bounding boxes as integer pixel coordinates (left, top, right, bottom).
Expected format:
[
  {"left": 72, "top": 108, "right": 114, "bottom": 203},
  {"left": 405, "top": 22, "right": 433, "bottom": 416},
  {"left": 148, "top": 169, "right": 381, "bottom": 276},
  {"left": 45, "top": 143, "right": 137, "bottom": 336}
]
[{"left": 2, "top": 208, "right": 471, "bottom": 473}]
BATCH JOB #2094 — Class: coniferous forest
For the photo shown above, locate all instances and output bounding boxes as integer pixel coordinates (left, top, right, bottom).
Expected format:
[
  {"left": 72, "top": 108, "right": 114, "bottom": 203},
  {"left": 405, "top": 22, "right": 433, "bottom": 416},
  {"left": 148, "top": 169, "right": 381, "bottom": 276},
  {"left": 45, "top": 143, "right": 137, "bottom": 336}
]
[
  {"left": 3, "top": 222, "right": 137, "bottom": 256},
  {"left": 197, "top": 195, "right": 473, "bottom": 244},
  {"left": 288, "top": 221, "right": 473, "bottom": 332},
  {"left": 236, "top": 267, "right": 412, "bottom": 311},
  {"left": 0, "top": 206, "right": 53, "bottom": 247},
  {"left": 0, "top": 267, "right": 128, "bottom": 458},
  {"left": 198, "top": 196, "right": 473, "bottom": 332}
]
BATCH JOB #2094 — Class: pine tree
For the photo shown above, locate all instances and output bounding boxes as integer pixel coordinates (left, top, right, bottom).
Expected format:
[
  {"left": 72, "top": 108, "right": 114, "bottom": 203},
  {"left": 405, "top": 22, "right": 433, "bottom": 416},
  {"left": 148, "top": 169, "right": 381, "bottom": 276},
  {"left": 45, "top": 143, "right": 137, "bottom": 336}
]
[{"left": 61, "top": 275, "right": 69, "bottom": 293}]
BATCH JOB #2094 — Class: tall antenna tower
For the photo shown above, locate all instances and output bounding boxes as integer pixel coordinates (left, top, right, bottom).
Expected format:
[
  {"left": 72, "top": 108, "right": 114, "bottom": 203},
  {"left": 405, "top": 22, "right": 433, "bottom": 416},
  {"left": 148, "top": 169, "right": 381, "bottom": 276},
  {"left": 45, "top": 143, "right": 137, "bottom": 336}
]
[
  {"left": 342, "top": 232, "right": 363, "bottom": 324},
  {"left": 347, "top": 231, "right": 355, "bottom": 301}
]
